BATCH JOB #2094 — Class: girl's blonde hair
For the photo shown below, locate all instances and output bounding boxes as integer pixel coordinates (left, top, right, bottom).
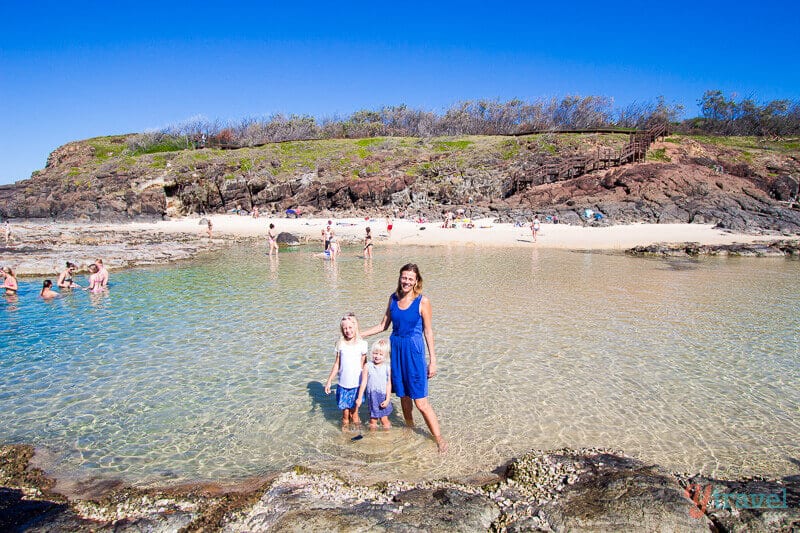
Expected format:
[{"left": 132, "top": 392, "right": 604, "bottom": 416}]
[
  {"left": 336, "top": 312, "right": 362, "bottom": 347},
  {"left": 371, "top": 338, "right": 390, "bottom": 358}
]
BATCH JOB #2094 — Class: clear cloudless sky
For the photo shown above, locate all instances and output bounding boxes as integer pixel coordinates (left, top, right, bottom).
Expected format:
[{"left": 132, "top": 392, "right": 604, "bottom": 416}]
[{"left": 1, "top": 0, "right": 798, "bottom": 185}]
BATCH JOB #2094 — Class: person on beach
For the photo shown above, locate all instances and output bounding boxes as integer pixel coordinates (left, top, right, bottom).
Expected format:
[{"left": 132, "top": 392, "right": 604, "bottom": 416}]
[
  {"left": 1, "top": 266, "right": 18, "bottom": 294},
  {"left": 252, "top": 206, "right": 260, "bottom": 219},
  {"left": 57, "top": 261, "right": 82, "bottom": 288},
  {"left": 3, "top": 221, "right": 10, "bottom": 245},
  {"left": 267, "top": 223, "right": 279, "bottom": 256},
  {"left": 206, "top": 219, "right": 213, "bottom": 238},
  {"left": 531, "top": 216, "right": 541, "bottom": 243},
  {"left": 324, "top": 313, "right": 368, "bottom": 429},
  {"left": 40, "top": 280, "right": 60, "bottom": 299},
  {"left": 95, "top": 259, "right": 109, "bottom": 287},
  {"left": 363, "top": 227, "right": 373, "bottom": 258},
  {"left": 361, "top": 263, "right": 447, "bottom": 452},
  {"left": 86, "top": 264, "right": 104, "bottom": 293},
  {"left": 386, "top": 217, "right": 393, "bottom": 238},
  {"left": 356, "top": 338, "right": 393, "bottom": 429}
]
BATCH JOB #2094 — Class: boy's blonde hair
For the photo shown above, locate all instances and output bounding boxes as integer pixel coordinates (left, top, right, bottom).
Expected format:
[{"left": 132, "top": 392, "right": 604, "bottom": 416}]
[{"left": 371, "top": 338, "right": 390, "bottom": 357}]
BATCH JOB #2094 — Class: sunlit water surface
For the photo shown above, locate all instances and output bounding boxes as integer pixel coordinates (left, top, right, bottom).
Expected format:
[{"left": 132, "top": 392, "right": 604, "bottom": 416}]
[{"left": 1, "top": 245, "right": 798, "bottom": 487}]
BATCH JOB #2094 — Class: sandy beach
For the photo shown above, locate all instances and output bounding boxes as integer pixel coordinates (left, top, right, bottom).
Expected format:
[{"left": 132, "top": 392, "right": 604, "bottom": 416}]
[
  {"left": 1, "top": 215, "right": 786, "bottom": 276},
  {"left": 130, "top": 215, "right": 774, "bottom": 250}
]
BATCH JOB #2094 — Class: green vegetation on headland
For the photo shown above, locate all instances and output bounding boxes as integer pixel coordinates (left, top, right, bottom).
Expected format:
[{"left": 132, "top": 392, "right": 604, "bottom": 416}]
[{"left": 119, "top": 91, "right": 800, "bottom": 157}]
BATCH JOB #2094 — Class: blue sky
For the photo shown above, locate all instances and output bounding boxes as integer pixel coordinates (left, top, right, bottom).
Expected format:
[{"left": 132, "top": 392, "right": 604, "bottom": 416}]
[{"left": 1, "top": 1, "right": 798, "bottom": 185}]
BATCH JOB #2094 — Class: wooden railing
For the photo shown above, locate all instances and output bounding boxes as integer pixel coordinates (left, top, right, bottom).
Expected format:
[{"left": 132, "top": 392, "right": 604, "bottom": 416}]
[{"left": 512, "top": 123, "right": 668, "bottom": 193}]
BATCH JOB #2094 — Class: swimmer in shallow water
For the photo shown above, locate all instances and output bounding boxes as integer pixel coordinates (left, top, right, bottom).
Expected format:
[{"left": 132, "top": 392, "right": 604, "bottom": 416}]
[
  {"left": 57, "top": 261, "right": 82, "bottom": 288},
  {"left": 40, "top": 279, "right": 60, "bottom": 299},
  {"left": 86, "top": 264, "right": 105, "bottom": 293},
  {"left": 1, "top": 266, "right": 18, "bottom": 295}
]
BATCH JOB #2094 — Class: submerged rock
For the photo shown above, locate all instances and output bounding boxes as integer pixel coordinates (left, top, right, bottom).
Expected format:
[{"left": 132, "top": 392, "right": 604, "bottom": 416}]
[
  {"left": 275, "top": 232, "right": 300, "bottom": 246},
  {"left": 627, "top": 239, "right": 800, "bottom": 258}
]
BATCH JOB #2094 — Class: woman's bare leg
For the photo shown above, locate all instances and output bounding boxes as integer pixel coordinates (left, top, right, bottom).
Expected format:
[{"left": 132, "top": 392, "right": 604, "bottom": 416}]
[
  {"left": 401, "top": 396, "right": 415, "bottom": 426},
  {"left": 414, "top": 397, "right": 448, "bottom": 452}
]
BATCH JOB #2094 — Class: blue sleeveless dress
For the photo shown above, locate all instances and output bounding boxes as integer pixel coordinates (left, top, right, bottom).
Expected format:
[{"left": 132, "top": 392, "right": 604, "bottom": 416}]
[{"left": 389, "top": 293, "right": 428, "bottom": 399}]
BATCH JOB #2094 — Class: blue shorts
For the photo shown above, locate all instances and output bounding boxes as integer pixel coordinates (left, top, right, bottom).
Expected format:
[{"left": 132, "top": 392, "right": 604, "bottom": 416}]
[{"left": 336, "top": 386, "right": 358, "bottom": 410}]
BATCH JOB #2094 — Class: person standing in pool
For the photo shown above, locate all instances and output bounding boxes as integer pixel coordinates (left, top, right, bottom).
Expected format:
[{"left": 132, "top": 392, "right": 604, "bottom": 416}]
[
  {"left": 1, "top": 266, "right": 18, "bottom": 295},
  {"left": 324, "top": 313, "right": 368, "bottom": 430},
  {"left": 363, "top": 227, "right": 373, "bottom": 258},
  {"left": 95, "top": 259, "right": 109, "bottom": 287},
  {"left": 267, "top": 223, "right": 279, "bottom": 256},
  {"left": 361, "top": 263, "right": 447, "bottom": 452},
  {"left": 40, "top": 280, "right": 60, "bottom": 299},
  {"left": 57, "top": 261, "right": 81, "bottom": 288}
]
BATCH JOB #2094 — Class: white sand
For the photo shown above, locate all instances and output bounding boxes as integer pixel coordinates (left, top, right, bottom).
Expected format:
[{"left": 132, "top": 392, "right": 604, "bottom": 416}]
[{"left": 132, "top": 215, "right": 772, "bottom": 250}]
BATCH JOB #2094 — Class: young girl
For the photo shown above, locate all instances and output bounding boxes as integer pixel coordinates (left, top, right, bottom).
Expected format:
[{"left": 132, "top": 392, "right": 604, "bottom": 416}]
[
  {"left": 324, "top": 313, "right": 368, "bottom": 429},
  {"left": 363, "top": 227, "right": 373, "bottom": 258},
  {"left": 1, "top": 266, "right": 18, "bottom": 295},
  {"left": 356, "top": 338, "right": 393, "bottom": 429},
  {"left": 86, "top": 264, "right": 104, "bottom": 293}
]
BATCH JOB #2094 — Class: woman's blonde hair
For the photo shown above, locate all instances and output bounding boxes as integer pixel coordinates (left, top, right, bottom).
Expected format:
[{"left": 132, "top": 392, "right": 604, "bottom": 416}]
[{"left": 395, "top": 263, "right": 423, "bottom": 297}]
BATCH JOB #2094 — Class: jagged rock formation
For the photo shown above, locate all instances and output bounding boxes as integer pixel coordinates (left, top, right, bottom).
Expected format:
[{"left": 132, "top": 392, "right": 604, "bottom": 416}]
[
  {"left": 2, "top": 444, "right": 798, "bottom": 531},
  {"left": 1, "top": 134, "right": 799, "bottom": 233}
]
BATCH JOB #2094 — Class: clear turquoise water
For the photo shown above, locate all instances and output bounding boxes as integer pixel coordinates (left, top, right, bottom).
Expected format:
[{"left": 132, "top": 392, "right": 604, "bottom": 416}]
[{"left": 1, "top": 245, "right": 799, "bottom": 486}]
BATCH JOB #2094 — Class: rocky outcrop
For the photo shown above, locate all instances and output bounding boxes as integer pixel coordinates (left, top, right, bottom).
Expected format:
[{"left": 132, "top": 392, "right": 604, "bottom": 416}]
[
  {"left": 627, "top": 239, "right": 800, "bottom": 257},
  {"left": 3, "top": 443, "right": 799, "bottom": 531},
  {"left": 2, "top": 134, "right": 799, "bottom": 235}
]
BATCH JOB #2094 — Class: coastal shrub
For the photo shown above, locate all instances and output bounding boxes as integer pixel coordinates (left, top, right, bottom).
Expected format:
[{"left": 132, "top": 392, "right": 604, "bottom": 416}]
[
  {"left": 500, "top": 139, "right": 520, "bottom": 160},
  {"left": 647, "top": 148, "right": 670, "bottom": 162},
  {"left": 151, "top": 155, "right": 167, "bottom": 169},
  {"left": 128, "top": 132, "right": 190, "bottom": 155},
  {"left": 432, "top": 139, "right": 473, "bottom": 151},
  {"left": 88, "top": 137, "right": 127, "bottom": 161}
]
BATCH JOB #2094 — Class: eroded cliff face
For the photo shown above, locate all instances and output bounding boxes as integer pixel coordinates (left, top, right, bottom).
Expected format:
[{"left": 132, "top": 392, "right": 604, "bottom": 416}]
[{"left": 1, "top": 134, "right": 798, "bottom": 233}]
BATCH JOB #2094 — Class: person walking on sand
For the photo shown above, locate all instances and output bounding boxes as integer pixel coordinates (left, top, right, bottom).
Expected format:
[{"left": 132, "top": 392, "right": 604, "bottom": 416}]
[
  {"left": 1, "top": 266, "right": 18, "bottom": 295},
  {"left": 57, "top": 262, "right": 82, "bottom": 288},
  {"left": 386, "top": 216, "right": 393, "bottom": 238},
  {"left": 206, "top": 219, "right": 213, "bottom": 239},
  {"left": 361, "top": 263, "right": 447, "bottom": 452},
  {"left": 531, "top": 215, "right": 541, "bottom": 243},
  {"left": 4, "top": 221, "right": 10, "bottom": 245},
  {"left": 363, "top": 227, "right": 373, "bottom": 258},
  {"left": 324, "top": 313, "right": 368, "bottom": 430},
  {"left": 267, "top": 223, "right": 279, "bottom": 256},
  {"left": 356, "top": 338, "right": 393, "bottom": 429}
]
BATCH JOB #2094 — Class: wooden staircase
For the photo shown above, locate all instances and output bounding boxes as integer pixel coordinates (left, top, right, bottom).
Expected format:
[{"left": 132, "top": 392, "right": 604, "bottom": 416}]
[{"left": 512, "top": 123, "right": 668, "bottom": 193}]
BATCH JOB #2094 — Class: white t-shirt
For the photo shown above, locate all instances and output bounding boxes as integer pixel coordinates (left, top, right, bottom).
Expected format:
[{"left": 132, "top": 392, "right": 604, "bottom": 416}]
[{"left": 337, "top": 339, "right": 367, "bottom": 388}]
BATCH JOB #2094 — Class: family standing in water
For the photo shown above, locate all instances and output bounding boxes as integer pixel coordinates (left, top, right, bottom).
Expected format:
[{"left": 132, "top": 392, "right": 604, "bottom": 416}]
[{"left": 324, "top": 264, "right": 447, "bottom": 452}]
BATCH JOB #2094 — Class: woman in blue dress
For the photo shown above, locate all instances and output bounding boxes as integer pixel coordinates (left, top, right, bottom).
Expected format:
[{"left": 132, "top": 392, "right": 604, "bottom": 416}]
[{"left": 362, "top": 263, "right": 447, "bottom": 452}]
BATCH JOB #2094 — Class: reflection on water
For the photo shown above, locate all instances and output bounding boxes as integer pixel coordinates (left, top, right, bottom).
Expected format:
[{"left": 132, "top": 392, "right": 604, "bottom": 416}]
[{"left": 1, "top": 245, "right": 798, "bottom": 486}]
